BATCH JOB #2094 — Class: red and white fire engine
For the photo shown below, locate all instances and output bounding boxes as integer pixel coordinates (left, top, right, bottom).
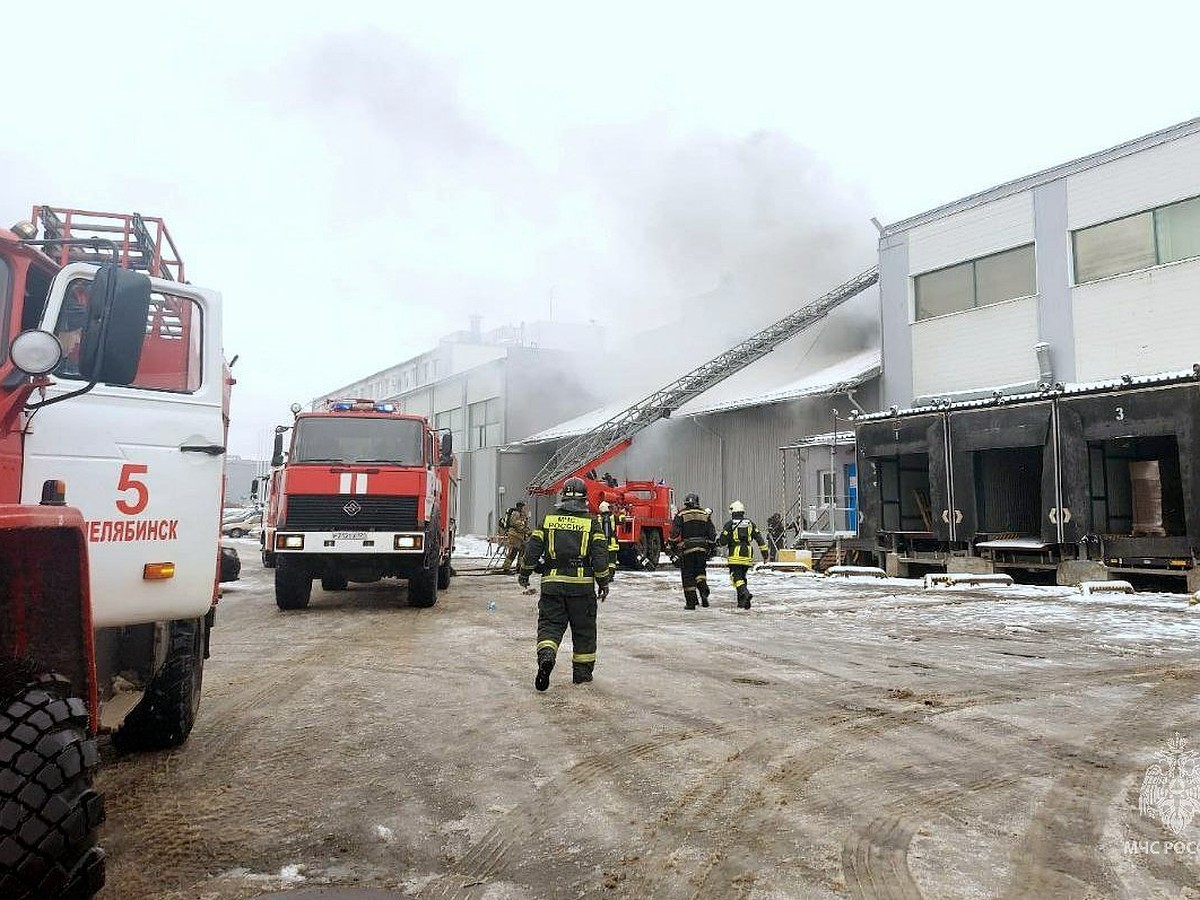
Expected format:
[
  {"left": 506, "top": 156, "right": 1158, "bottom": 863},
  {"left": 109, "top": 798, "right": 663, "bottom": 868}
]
[
  {"left": 260, "top": 398, "right": 457, "bottom": 609},
  {"left": 531, "top": 439, "right": 676, "bottom": 569},
  {"left": 0, "top": 207, "right": 228, "bottom": 899}
]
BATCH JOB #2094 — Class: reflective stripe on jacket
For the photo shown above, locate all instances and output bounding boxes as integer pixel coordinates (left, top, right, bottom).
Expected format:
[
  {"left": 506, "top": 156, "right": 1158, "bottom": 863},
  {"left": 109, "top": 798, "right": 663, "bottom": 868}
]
[
  {"left": 520, "top": 508, "right": 611, "bottom": 586},
  {"left": 719, "top": 517, "right": 768, "bottom": 565},
  {"left": 671, "top": 507, "right": 716, "bottom": 555}
]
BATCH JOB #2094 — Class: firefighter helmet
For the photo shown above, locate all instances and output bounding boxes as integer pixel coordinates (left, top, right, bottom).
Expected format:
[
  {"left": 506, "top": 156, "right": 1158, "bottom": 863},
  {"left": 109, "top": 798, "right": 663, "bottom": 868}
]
[
  {"left": 729, "top": 500, "right": 745, "bottom": 514},
  {"left": 562, "top": 477, "right": 588, "bottom": 500},
  {"left": 598, "top": 500, "right": 611, "bottom": 513},
  {"left": 684, "top": 493, "right": 701, "bottom": 509}
]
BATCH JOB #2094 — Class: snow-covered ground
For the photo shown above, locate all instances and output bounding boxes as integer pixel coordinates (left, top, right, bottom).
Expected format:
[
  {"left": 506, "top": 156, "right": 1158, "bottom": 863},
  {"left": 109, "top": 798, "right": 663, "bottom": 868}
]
[{"left": 104, "top": 541, "right": 1200, "bottom": 899}]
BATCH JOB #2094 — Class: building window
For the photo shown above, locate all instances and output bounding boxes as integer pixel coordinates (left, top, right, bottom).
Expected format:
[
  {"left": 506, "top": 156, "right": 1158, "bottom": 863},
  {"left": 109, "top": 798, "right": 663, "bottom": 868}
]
[
  {"left": 434, "top": 407, "right": 465, "bottom": 452},
  {"left": 467, "top": 397, "right": 502, "bottom": 450},
  {"left": 1073, "top": 195, "right": 1200, "bottom": 283},
  {"left": 914, "top": 244, "right": 1035, "bottom": 321}
]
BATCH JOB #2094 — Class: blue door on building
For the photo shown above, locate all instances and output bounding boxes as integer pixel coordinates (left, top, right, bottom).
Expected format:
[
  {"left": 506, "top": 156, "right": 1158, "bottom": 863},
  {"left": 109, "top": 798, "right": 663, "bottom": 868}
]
[{"left": 845, "top": 462, "right": 858, "bottom": 532}]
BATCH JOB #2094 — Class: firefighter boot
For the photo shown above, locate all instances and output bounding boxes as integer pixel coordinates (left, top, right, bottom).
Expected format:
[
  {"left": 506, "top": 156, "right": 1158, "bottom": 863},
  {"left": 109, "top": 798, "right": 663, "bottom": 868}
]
[
  {"left": 684, "top": 589, "right": 698, "bottom": 610},
  {"left": 698, "top": 579, "right": 711, "bottom": 607},
  {"left": 535, "top": 651, "right": 555, "bottom": 692},
  {"left": 736, "top": 585, "right": 752, "bottom": 609},
  {"left": 573, "top": 664, "right": 594, "bottom": 684}
]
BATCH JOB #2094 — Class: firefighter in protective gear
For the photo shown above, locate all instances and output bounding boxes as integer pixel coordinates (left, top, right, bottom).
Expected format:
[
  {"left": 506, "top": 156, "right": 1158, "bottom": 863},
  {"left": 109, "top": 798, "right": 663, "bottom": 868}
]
[
  {"left": 499, "top": 501, "right": 530, "bottom": 573},
  {"left": 718, "top": 500, "right": 769, "bottom": 609},
  {"left": 669, "top": 492, "right": 716, "bottom": 609},
  {"left": 597, "top": 500, "right": 619, "bottom": 579},
  {"left": 520, "top": 477, "right": 611, "bottom": 691}
]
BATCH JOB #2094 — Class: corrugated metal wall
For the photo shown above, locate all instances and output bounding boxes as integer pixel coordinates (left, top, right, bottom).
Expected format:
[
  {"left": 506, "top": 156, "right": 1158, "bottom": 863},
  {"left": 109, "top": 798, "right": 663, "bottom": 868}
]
[{"left": 596, "top": 397, "right": 855, "bottom": 528}]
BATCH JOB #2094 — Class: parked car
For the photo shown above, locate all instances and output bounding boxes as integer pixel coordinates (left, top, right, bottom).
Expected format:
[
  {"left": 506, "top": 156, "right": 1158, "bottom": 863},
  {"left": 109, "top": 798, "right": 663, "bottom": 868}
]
[
  {"left": 220, "top": 545, "right": 241, "bottom": 582},
  {"left": 221, "top": 510, "right": 262, "bottom": 538}
]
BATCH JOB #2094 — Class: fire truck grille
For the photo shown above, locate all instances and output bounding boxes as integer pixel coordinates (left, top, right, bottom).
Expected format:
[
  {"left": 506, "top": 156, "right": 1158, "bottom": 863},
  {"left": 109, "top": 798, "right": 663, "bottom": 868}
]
[{"left": 282, "top": 495, "right": 420, "bottom": 531}]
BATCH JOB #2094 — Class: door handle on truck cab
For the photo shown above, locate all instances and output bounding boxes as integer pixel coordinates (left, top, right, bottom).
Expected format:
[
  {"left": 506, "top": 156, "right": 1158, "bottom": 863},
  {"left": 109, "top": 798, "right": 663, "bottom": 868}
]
[{"left": 181, "top": 443, "right": 227, "bottom": 455}]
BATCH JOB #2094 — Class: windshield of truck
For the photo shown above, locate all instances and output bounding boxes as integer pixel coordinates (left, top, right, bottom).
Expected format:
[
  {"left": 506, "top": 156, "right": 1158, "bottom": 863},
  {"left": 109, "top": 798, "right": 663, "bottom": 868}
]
[
  {"left": 292, "top": 416, "right": 425, "bottom": 465},
  {"left": 0, "top": 257, "right": 9, "bottom": 364}
]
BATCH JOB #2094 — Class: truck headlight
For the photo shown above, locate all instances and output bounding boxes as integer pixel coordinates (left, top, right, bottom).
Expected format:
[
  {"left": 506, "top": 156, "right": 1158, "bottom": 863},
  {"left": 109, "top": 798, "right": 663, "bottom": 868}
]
[
  {"left": 394, "top": 535, "right": 423, "bottom": 550},
  {"left": 276, "top": 534, "right": 304, "bottom": 550}
]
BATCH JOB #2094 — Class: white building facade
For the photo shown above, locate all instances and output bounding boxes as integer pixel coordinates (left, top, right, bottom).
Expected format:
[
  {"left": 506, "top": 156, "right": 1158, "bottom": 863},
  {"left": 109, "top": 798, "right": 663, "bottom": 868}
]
[
  {"left": 878, "top": 118, "right": 1200, "bottom": 406},
  {"left": 860, "top": 118, "right": 1200, "bottom": 589}
]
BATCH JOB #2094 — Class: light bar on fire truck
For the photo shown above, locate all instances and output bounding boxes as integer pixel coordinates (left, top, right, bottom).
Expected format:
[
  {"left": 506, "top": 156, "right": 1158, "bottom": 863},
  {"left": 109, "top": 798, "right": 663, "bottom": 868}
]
[{"left": 326, "top": 399, "right": 396, "bottom": 413}]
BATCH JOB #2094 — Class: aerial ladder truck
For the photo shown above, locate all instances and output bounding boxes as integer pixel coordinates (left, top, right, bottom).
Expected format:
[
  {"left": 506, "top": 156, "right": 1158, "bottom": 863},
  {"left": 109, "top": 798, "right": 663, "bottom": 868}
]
[{"left": 526, "top": 266, "right": 879, "bottom": 567}]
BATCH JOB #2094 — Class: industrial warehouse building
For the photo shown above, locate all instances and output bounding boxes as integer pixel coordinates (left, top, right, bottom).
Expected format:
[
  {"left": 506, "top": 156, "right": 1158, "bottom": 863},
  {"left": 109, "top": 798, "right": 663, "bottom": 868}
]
[
  {"left": 313, "top": 281, "right": 882, "bottom": 542},
  {"left": 509, "top": 342, "right": 880, "bottom": 539},
  {"left": 312, "top": 318, "right": 604, "bottom": 536},
  {"left": 310, "top": 116, "right": 1200, "bottom": 589},
  {"left": 855, "top": 117, "right": 1200, "bottom": 590}
]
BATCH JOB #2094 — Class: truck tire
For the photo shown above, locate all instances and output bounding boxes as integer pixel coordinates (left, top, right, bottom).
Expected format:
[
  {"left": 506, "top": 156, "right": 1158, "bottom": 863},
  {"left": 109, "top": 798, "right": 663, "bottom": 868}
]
[
  {"left": 275, "top": 559, "right": 312, "bottom": 610},
  {"left": 227, "top": 528, "right": 246, "bottom": 538},
  {"left": 0, "top": 675, "right": 106, "bottom": 900},
  {"left": 111, "top": 617, "right": 205, "bottom": 753},
  {"left": 409, "top": 557, "right": 439, "bottom": 608},
  {"left": 437, "top": 557, "right": 452, "bottom": 590},
  {"left": 320, "top": 573, "right": 348, "bottom": 592},
  {"left": 617, "top": 546, "right": 640, "bottom": 569},
  {"left": 641, "top": 531, "right": 663, "bottom": 570},
  {"left": 261, "top": 549, "right": 276, "bottom": 568}
]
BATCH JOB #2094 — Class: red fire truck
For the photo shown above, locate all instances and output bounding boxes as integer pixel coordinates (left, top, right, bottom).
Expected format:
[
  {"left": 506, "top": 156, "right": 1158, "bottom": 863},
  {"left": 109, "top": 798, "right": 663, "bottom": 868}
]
[
  {"left": 532, "top": 440, "right": 675, "bottom": 569},
  {"left": 0, "top": 208, "right": 228, "bottom": 899},
  {"left": 261, "top": 399, "right": 457, "bottom": 609}
]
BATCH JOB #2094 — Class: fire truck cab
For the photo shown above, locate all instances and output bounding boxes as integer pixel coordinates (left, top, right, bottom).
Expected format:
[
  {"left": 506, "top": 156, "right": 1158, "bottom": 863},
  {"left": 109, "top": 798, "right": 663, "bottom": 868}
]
[
  {"left": 262, "top": 399, "right": 457, "bottom": 609},
  {"left": 0, "top": 208, "right": 227, "bottom": 899}
]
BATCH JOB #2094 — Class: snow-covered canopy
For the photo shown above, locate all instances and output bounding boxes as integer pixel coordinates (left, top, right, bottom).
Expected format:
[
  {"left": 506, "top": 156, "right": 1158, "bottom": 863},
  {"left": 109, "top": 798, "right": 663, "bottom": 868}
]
[{"left": 514, "top": 347, "right": 880, "bottom": 446}]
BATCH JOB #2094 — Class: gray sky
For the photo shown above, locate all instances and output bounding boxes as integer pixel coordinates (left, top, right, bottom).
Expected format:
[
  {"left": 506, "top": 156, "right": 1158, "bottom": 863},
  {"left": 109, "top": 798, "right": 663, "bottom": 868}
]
[{"left": 5, "top": 2, "right": 1198, "bottom": 458}]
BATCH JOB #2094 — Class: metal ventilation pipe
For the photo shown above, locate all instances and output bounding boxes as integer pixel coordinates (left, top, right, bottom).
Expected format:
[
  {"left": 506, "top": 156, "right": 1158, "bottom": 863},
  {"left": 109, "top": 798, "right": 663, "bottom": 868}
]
[{"left": 1034, "top": 342, "right": 1053, "bottom": 389}]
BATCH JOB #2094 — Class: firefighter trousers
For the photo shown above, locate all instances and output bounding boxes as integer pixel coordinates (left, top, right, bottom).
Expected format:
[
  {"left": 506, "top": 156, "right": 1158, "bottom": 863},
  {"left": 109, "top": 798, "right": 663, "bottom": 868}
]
[
  {"left": 536, "top": 586, "right": 598, "bottom": 677},
  {"left": 679, "top": 551, "right": 710, "bottom": 607},
  {"left": 729, "top": 564, "right": 752, "bottom": 602}
]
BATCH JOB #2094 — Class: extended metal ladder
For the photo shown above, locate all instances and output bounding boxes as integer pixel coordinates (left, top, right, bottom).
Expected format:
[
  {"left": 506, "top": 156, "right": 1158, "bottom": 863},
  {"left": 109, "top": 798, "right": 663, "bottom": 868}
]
[{"left": 527, "top": 265, "right": 880, "bottom": 494}]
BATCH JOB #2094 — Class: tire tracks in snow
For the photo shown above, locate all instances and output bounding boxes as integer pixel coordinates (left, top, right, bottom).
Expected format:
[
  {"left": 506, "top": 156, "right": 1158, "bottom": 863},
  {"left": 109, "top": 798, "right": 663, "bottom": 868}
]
[
  {"left": 98, "top": 607, "right": 416, "bottom": 896},
  {"left": 839, "top": 666, "right": 1199, "bottom": 900},
  {"left": 1000, "top": 669, "right": 1200, "bottom": 900},
  {"left": 423, "top": 723, "right": 735, "bottom": 900}
]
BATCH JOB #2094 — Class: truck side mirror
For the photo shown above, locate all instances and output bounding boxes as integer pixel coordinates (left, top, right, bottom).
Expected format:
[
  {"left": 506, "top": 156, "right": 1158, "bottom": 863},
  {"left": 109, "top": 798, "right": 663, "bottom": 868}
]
[
  {"left": 250, "top": 478, "right": 260, "bottom": 499},
  {"left": 78, "top": 266, "right": 151, "bottom": 385},
  {"left": 271, "top": 431, "right": 285, "bottom": 468},
  {"left": 440, "top": 432, "right": 453, "bottom": 466}
]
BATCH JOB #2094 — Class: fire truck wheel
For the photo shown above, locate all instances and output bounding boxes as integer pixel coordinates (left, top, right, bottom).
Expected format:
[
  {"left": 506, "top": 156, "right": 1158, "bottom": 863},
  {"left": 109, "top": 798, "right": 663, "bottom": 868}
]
[
  {"left": 261, "top": 550, "right": 276, "bottom": 569},
  {"left": 437, "top": 558, "right": 452, "bottom": 590},
  {"left": 641, "top": 532, "right": 663, "bottom": 570},
  {"left": 111, "top": 618, "right": 205, "bottom": 753},
  {"left": 617, "top": 546, "right": 641, "bottom": 569},
  {"left": 0, "top": 674, "right": 106, "bottom": 900},
  {"left": 275, "top": 560, "right": 312, "bottom": 610},
  {"left": 320, "top": 574, "right": 348, "bottom": 592},
  {"left": 409, "top": 558, "right": 439, "bottom": 608}
]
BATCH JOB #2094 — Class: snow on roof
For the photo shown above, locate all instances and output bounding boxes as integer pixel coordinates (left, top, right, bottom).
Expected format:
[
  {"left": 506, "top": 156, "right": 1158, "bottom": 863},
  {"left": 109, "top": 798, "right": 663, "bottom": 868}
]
[
  {"left": 780, "top": 430, "right": 856, "bottom": 450},
  {"left": 514, "top": 348, "right": 881, "bottom": 446},
  {"left": 511, "top": 398, "right": 640, "bottom": 446},
  {"left": 856, "top": 365, "right": 1200, "bottom": 422},
  {"left": 675, "top": 347, "right": 880, "bottom": 417}
]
